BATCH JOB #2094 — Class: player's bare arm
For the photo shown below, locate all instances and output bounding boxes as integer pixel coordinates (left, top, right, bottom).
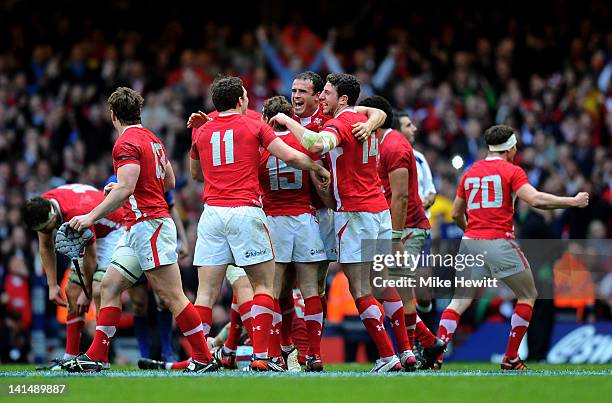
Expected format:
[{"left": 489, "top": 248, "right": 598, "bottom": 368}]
[
  {"left": 38, "top": 230, "right": 67, "bottom": 306},
  {"left": 388, "top": 168, "right": 410, "bottom": 238},
  {"left": 266, "top": 137, "right": 331, "bottom": 188},
  {"left": 69, "top": 164, "right": 140, "bottom": 232},
  {"left": 516, "top": 184, "right": 589, "bottom": 209},
  {"left": 76, "top": 242, "right": 97, "bottom": 315},
  {"left": 190, "top": 158, "right": 204, "bottom": 182},
  {"left": 451, "top": 196, "right": 468, "bottom": 230},
  {"left": 352, "top": 106, "right": 387, "bottom": 141},
  {"left": 164, "top": 161, "right": 176, "bottom": 191},
  {"left": 270, "top": 112, "right": 338, "bottom": 155},
  {"left": 310, "top": 161, "right": 336, "bottom": 209},
  {"left": 170, "top": 205, "right": 190, "bottom": 260}
]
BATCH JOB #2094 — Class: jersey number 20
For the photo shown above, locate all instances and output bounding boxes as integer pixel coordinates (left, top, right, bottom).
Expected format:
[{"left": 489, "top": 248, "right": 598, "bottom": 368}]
[{"left": 465, "top": 175, "right": 502, "bottom": 209}]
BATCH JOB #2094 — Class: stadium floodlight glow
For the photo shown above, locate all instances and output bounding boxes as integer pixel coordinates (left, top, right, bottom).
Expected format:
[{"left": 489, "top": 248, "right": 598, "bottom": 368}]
[{"left": 451, "top": 155, "right": 464, "bottom": 170}]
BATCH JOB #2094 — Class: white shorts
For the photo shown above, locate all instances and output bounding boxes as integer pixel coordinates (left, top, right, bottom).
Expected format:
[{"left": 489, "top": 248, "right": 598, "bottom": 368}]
[
  {"left": 96, "top": 228, "right": 123, "bottom": 269},
  {"left": 458, "top": 238, "right": 530, "bottom": 279},
  {"left": 267, "top": 213, "right": 327, "bottom": 264},
  {"left": 334, "top": 210, "right": 392, "bottom": 264},
  {"left": 193, "top": 205, "right": 274, "bottom": 267},
  {"left": 226, "top": 265, "right": 247, "bottom": 285},
  {"left": 316, "top": 208, "right": 337, "bottom": 261},
  {"left": 110, "top": 218, "right": 178, "bottom": 283}
]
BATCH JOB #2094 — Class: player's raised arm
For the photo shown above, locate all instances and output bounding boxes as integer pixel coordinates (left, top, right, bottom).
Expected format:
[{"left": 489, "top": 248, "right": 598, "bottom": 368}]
[
  {"left": 516, "top": 183, "right": 589, "bottom": 210},
  {"left": 69, "top": 164, "right": 140, "bottom": 231},
  {"left": 451, "top": 196, "right": 468, "bottom": 230},
  {"left": 269, "top": 112, "right": 338, "bottom": 155},
  {"left": 352, "top": 106, "right": 387, "bottom": 141},
  {"left": 266, "top": 137, "right": 330, "bottom": 188}
]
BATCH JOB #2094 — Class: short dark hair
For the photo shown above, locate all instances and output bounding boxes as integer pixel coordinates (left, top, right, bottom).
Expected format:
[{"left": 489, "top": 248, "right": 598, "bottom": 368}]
[
  {"left": 358, "top": 96, "right": 393, "bottom": 129},
  {"left": 326, "top": 73, "right": 360, "bottom": 106},
  {"left": 392, "top": 111, "right": 410, "bottom": 131},
  {"left": 262, "top": 96, "right": 293, "bottom": 121},
  {"left": 211, "top": 76, "right": 244, "bottom": 112},
  {"left": 107, "top": 87, "right": 144, "bottom": 125},
  {"left": 484, "top": 125, "right": 515, "bottom": 146},
  {"left": 23, "top": 197, "right": 52, "bottom": 230},
  {"left": 294, "top": 71, "right": 324, "bottom": 93}
]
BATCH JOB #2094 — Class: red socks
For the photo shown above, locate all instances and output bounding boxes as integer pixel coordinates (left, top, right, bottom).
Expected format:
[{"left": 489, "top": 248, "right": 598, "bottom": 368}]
[
  {"left": 505, "top": 303, "right": 533, "bottom": 359},
  {"left": 86, "top": 306, "right": 121, "bottom": 362},
  {"left": 194, "top": 305, "right": 212, "bottom": 337},
  {"left": 251, "top": 294, "right": 274, "bottom": 359},
  {"left": 355, "top": 295, "right": 395, "bottom": 358},
  {"left": 267, "top": 299, "right": 282, "bottom": 358},
  {"left": 65, "top": 313, "right": 85, "bottom": 357},
  {"left": 405, "top": 312, "right": 417, "bottom": 350},
  {"left": 380, "top": 297, "right": 411, "bottom": 353},
  {"left": 239, "top": 300, "right": 254, "bottom": 341},
  {"left": 304, "top": 296, "right": 324, "bottom": 356},
  {"left": 175, "top": 304, "right": 212, "bottom": 363},
  {"left": 224, "top": 297, "right": 243, "bottom": 352},
  {"left": 415, "top": 314, "right": 437, "bottom": 348},
  {"left": 437, "top": 308, "right": 461, "bottom": 345},
  {"left": 291, "top": 317, "right": 309, "bottom": 364},
  {"left": 279, "top": 296, "right": 295, "bottom": 348}
]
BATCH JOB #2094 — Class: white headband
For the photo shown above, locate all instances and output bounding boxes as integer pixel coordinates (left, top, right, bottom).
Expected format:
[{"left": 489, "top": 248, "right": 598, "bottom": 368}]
[{"left": 488, "top": 133, "right": 517, "bottom": 152}]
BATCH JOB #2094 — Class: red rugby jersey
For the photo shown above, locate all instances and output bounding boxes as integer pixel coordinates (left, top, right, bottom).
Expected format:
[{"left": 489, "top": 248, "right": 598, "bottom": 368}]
[
  {"left": 321, "top": 108, "right": 388, "bottom": 213},
  {"left": 259, "top": 131, "right": 320, "bottom": 216},
  {"left": 377, "top": 129, "right": 430, "bottom": 230},
  {"left": 191, "top": 113, "right": 277, "bottom": 207},
  {"left": 112, "top": 125, "right": 171, "bottom": 227},
  {"left": 457, "top": 157, "right": 529, "bottom": 239},
  {"left": 42, "top": 184, "right": 124, "bottom": 238}
]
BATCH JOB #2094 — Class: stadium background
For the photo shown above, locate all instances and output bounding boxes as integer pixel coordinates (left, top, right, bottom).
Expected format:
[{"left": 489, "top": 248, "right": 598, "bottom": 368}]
[{"left": 0, "top": 0, "right": 611, "bottom": 365}]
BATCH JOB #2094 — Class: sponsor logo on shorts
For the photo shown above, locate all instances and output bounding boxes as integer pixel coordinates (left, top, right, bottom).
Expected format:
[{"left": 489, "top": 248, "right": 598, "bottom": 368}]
[
  {"left": 245, "top": 249, "right": 268, "bottom": 259},
  {"left": 310, "top": 248, "right": 325, "bottom": 255}
]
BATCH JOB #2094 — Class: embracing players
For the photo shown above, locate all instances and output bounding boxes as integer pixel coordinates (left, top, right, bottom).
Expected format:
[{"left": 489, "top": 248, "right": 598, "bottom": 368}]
[
  {"left": 272, "top": 73, "right": 402, "bottom": 372},
  {"left": 437, "top": 124, "right": 589, "bottom": 370},
  {"left": 190, "top": 76, "right": 329, "bottom": 371}
]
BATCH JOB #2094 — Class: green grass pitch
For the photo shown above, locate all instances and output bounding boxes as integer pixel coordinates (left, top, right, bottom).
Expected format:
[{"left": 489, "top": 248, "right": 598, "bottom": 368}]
[{"left": 1, "top": 363, "right": 610, "bottom": 403}]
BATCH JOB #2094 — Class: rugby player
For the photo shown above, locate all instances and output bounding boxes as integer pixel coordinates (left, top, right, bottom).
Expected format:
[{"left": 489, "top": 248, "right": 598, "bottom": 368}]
[
  {"left": 24, "top": 184, "right": 124, "bottom": 369},
  {"left": 271, "top": 73, "right": 401, "bottom": 372},
  {"left": 438, "top": 124, "right": 589, "bottom": 370},
  {"left": 62, "top": 87, "right": 215, "bottom": 373},
  {"left": 190, "top": 76, "right": 330, "bottom": 371},
  {"left": 258, "top": 95, "right": 328, "bottom": 371},
  {"left": 359, "top": 96, "right": 446, "bottom": 371}
]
